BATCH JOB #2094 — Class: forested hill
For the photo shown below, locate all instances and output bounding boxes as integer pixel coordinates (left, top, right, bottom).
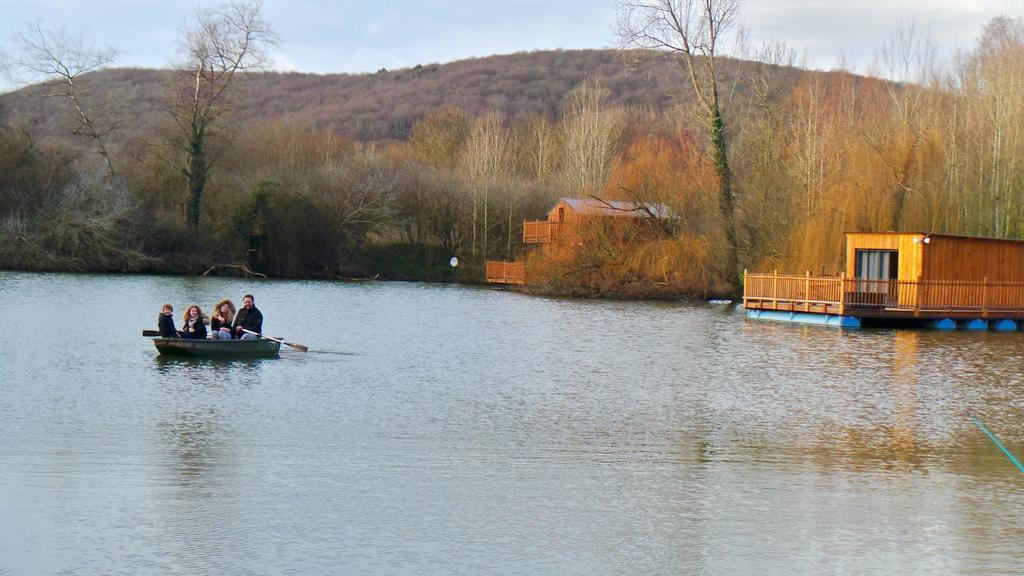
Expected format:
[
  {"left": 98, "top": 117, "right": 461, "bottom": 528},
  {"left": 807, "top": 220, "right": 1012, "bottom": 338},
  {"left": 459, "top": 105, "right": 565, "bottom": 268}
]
[
  {"left": 2, "top": 48, "right": 834, "bottom": 143},
  {"left": 0, "top": 46, "right": 904, "bottom": 295}
]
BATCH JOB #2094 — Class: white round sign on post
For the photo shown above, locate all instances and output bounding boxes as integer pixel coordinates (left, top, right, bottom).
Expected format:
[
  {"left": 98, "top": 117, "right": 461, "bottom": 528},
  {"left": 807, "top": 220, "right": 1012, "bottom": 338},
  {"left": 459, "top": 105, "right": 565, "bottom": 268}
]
[{"left": 449, "top": 256, "right": 459, "bottom": 268}]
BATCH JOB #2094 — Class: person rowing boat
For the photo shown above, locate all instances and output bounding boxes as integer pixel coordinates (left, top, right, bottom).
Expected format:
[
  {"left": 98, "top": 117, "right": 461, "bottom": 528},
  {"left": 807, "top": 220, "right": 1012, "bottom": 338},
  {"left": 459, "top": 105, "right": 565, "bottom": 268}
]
[
  {"left": 146, "top": 293, "right": 307, "bottom": 353},
  {"left": 233, "top": 294, "right": 263, "bottom": 340}
]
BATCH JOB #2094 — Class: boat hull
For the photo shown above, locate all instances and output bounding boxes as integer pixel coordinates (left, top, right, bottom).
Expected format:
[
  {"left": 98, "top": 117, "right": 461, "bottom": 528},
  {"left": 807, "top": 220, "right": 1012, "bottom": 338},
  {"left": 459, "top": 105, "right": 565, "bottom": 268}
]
[{"left": 153, "top": 337, "right": 281, "bottom": 357}]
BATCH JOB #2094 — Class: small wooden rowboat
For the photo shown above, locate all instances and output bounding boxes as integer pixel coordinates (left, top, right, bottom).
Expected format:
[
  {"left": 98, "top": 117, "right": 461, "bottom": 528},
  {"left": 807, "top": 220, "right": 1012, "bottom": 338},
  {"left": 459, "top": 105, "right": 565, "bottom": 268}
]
[{"left": 152, "top": 337, "right": 281, "bottom": 357}]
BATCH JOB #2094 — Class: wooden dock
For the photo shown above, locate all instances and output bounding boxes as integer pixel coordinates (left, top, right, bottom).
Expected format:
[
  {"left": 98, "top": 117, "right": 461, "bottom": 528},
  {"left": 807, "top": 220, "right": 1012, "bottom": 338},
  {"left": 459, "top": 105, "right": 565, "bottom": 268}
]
[
  {"left": 744, "top": 271, "right": 1024, "bottom": 320},
  {"left": 485, "top": 261, "right": 525, "bottom": 285}
]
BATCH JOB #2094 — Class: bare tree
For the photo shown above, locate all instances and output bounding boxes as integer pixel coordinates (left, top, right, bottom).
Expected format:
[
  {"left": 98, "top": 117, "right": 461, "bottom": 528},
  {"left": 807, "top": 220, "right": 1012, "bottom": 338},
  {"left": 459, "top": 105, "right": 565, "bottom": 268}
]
[
  {"left": 957, "top": 17, "right": 1024, "bottom": 237},
  {"left": 0, "top": 47, "right": 11, "bottom": 90},
  {"left": 871, "top": 24, "right": 940, "bottom": 228},
  {"left": 460, "top": 113, "right": 510, "bottom": 260},
  {"left": 0, "top": 50, "right": 10, "bottom": 124},
  {"left": 561, "top": 82, "right": 625, "bottom": 195},
  {"left": 526, "top": 115, "right": 561, "bottom": 181},
  {"left": 617, "top": 0, "right": 742, "bottom": 284},
  {"left": 166, "top": 0, "right": 277, "bottom": 228},
  {"left": 410, "top": 109, "right": 468, "bottom": 170},
  {"left": 14, "top": 22, "right": 119, "bottom": 177}
]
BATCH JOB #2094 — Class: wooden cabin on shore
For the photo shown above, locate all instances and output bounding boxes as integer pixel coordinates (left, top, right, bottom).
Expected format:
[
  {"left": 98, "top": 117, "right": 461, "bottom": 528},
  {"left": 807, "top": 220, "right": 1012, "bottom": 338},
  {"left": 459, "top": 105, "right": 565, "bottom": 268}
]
[
  {"left": 521, "top": 197, "right": 674, "bottom": 247},
  {"left": 744, "top": 232, "right": 1024, "bottom": 329},
  {"left": 486, "top": 197, "right": 674, "bottom": 285}
]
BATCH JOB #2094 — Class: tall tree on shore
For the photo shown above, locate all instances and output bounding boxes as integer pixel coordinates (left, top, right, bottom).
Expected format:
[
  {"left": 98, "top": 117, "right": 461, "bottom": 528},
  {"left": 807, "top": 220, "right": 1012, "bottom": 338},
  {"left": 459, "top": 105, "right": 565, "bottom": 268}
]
[
  {"left": 460, "top": 113, "right": 510, "bottom": 260},
  {"left": 14, "top": 22, "right": 119, "bottom": 178},
  {"left": 523, "top": 116, "right": 561, "bottom": 182},
  {"left": 410, "top": 109, "right": 469, "bottom": 171},
  {"left": 616, "top": 0, "right": 742, "bottom": 286},
  {"left": 166, "top": 0, "right": 276, "bottom": 228},
  {"left": 561, "top": 82, "right": 625, "bottom": 195},
  {"left": 956, "top": 17, "right": 1024, "bottom": 238}
]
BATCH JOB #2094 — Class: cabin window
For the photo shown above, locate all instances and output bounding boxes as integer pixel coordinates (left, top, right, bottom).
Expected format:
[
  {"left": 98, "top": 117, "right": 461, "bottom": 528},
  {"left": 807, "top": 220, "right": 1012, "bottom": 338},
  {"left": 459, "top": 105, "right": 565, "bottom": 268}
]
[
  {"left": 855, "top": 249, "right": 898, "bottom": 298},
  {"left": 855, "top": 249, "right": 898, "bottom": 280},
  {"left": 558, "top": 207, "right": 565, "bottom": 222}
]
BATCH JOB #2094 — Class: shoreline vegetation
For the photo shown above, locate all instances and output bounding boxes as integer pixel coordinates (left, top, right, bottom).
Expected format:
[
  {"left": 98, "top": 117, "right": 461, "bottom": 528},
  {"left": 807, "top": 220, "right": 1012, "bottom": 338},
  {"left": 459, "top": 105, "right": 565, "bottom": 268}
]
[
  {"left": 0, "top": 241, "right": 724, "bottom": 302},
  {"left": 3, "top": 7, "right": 1024, "bottom": 301}
]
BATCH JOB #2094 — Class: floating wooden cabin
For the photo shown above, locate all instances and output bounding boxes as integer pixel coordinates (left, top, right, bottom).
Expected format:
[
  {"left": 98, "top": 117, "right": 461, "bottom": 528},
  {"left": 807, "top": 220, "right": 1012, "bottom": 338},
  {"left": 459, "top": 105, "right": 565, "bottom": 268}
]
[
  {"left": 744, "top": 232, "right": 1024, "bottom": 329},
  {"left": 487, "top": 197, "right": 674, "bottom": 285}
]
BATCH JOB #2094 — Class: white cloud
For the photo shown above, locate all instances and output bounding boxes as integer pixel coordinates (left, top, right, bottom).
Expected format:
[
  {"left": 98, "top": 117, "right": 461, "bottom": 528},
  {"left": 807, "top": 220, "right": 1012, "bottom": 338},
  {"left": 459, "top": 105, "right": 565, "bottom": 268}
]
[{"left": 740, "top": 0, "right": 1014, "bottom": 73}]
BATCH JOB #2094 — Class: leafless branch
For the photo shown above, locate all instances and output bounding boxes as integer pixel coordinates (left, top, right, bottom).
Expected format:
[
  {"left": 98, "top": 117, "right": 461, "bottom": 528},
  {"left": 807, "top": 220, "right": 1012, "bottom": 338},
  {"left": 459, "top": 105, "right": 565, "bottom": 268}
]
[
  {"left": 13, "top": 21, "right": 120, "bottom": 177},
  {"left": 164, "top": 0, "right": 278, "bottom": 227}
]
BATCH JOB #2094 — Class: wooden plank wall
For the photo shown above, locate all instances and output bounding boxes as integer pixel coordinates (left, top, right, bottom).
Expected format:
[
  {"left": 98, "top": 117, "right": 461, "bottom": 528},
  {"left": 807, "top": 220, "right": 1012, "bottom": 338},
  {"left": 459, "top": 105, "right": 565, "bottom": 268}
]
[
  {"left": 547, "top": 200, "right": 575, "bottom": 224},
  {"left": 523, "top": 220, "right": 550, "bottom": 243},
  {"left": 845, "top": 233, "right": 918, "bottom": 278},
  {"left": 923, "top": 236, "right": 1024, "bottom": 282},
  {"left": 845, "top": 232, "right": 1024, "bottom": 283},
  {"left": 485, "top": 261, "right": 525, "bottom": 284},
  {"left": 898, "top": 234, "right": 923, "bottom": 281}
]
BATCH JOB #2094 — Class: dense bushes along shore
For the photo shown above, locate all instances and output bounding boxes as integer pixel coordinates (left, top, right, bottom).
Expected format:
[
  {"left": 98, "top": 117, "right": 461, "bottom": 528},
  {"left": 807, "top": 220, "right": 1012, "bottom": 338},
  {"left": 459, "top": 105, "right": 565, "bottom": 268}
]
[{"left": 4, "top": 18, "right": 1024, "bottom": 299}]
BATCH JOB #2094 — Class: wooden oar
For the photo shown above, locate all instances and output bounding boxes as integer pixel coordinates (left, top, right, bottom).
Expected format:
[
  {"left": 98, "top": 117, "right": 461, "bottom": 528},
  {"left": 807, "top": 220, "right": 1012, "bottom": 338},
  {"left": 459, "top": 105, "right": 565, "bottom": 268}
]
[
  {"left": 241, "top": 328, "right": 308, "bottom": 352},
  {"left": 143, "top": 327, "right": 183, "bottom": 336}
]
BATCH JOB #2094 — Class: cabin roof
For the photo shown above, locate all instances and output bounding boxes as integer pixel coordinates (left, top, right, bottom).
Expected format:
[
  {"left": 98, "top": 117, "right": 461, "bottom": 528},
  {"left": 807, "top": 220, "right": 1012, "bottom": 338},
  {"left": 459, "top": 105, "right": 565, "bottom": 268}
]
[
  {"left": 557, "top": 197, "right": 676, "bottom": 219},
  {"left": 846, "top": 231, "right": 1024, "bottom": 245}
]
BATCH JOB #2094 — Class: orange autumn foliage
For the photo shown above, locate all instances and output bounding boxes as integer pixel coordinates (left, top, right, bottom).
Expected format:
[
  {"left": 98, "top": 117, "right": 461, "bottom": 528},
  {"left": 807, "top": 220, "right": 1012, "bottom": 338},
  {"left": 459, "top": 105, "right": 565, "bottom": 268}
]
[
  {"left": 522, "top": 129, "right": 734, "bottom": 298},
  {"left": 605, "top": 130, "right": 718, "bottom": 231}
]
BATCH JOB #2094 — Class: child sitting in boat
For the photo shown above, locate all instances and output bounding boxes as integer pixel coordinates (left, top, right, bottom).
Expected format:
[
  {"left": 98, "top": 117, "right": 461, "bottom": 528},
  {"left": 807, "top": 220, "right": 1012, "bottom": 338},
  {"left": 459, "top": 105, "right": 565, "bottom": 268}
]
[
  {"left": 210, "top": 299, "right": 236, "bottom": 340},
  {"left": 158, "top": 304, "right": 179, "bottom": 338},
  {"left": 181, "top": 305, "right": 208, "bottom": 339}
]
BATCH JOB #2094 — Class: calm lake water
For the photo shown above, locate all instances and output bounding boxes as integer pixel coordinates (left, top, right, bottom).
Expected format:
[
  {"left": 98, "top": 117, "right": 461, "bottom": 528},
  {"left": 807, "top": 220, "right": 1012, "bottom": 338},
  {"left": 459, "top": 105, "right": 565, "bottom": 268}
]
[{"left": 1, "top": 271, "right": 1023, "bottom": 575}]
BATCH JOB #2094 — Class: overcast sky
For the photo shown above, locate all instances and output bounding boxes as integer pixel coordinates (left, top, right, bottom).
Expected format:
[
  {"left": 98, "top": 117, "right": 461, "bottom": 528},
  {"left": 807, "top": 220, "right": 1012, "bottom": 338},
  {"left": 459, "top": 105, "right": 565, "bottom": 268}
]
[{"left": 0, "top": 0, "right": 1019, "bottom": 90}]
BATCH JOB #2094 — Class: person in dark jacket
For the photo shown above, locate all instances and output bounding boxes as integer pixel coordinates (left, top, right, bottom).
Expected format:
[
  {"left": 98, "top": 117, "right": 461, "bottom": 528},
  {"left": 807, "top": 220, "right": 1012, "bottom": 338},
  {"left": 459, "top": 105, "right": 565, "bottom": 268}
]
[
  {"left": 233, "top": 294, "right": 263, "bottom": 340},
  {"left": 180, "top": 304, "right": 208, "bottom": 339},
  {"left": 158, "top": 304, "right": 179, "bottom": 338}
]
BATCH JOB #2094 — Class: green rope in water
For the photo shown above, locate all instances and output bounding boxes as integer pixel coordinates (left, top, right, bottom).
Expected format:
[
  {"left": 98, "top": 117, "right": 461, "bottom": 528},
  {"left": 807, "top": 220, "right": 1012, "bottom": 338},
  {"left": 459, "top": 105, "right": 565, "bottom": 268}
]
[{"left": 971, "top": 415, "right": 1024, "bottom": 476}]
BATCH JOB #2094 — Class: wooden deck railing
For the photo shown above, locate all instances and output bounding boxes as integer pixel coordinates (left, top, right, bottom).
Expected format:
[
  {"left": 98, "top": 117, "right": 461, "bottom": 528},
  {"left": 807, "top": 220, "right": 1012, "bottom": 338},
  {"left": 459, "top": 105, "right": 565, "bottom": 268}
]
[
  {"left": 485, "top": 260, "right": 525, "bottom": 285},
  {"left": 523, "top": 220, "right": 551, "bottom": 243},
  {"left": 522, "top": 220, "right": 577, "bottom": 244},
  {"left": 744, "top": 271, "right": 1024, "bottom": 317}
]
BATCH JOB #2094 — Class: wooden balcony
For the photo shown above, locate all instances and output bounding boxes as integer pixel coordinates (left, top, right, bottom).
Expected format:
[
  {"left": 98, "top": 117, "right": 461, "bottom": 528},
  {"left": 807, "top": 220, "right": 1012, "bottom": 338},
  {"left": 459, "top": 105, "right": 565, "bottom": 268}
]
[
  {"left": 523, "top": 220, "right": 552, "bottom": 243},
  {"left": 744, "top": 271, "right": 1024, "bottom": 319},
  {"left": 486, "top": 260, "right": 525, "bottom": 285}
]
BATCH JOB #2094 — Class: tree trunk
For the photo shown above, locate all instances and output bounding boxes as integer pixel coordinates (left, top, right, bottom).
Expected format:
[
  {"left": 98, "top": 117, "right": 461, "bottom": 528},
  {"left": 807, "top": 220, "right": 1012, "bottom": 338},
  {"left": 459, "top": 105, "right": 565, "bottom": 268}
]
[
  {"left": 709, "top": 95, "right": 739, "bottom": 286},
  {"left": 482, "top": 187, "right": 489, "bottom": 261},
  {"left": 187, "top": 126, "right": 208, "bottom": 228},
  {"left": 471, "top": 192, "right": 477, "bottom": 259},
  {"left": 507, "top": 203, "right": 513, "bottom": 259}
]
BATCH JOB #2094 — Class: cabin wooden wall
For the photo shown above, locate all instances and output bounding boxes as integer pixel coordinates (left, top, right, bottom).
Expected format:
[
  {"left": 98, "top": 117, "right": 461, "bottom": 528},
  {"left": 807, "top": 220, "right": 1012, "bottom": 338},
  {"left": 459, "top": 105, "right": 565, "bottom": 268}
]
[
  {"left": 845, "top": 233, "right": 924, "bottom": 280},
  {"left": 547, "top": 201, "right": 579, "bottom": 225},
  {"left": 539, "top": 200, "right": 667, "bottom": 258},
  {"left": 897, "top": 235, "right": 924, "bottom": 281},
  {"left": 846, "top": 232, "right": 1024, "bottom": 282},
  {"left": 921, "top": 236, "right": 1024, "bottom": 282}
]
